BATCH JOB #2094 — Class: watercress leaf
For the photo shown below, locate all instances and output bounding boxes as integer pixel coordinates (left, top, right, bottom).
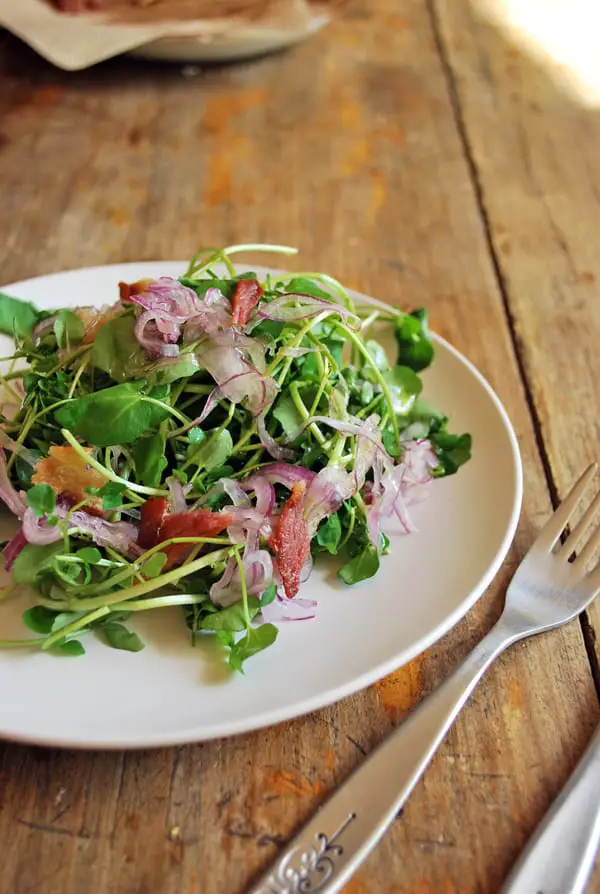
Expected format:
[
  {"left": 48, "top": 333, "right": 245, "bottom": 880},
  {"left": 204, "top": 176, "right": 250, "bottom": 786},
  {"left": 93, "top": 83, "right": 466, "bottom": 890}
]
[
  {"left": 215, "top": 630, "right": 235, "bottom": 649},
  {"left": 260, "top": 582, "right": 277, "bottom": 606},
  {"left": 150, "top": 353, "right": 200, "bottom": 385},
  {"left": 12, "top": 542, "right": 64, "bottom": 585},
  {"left": 180, "top": 277, "right": 237, "bottom": 300},
  {"left": 54, "top": 556, "right": 88, "bottom": 586},
  {"left": 383, "top": 365, "right": 422, "bottom": 415},
  {"left": 132, "top": 432, "right": 167, "bottom": 488},
  {"left": 431, "top": 431, "right": 472, "bottom": 476},
  {"left": 52, "top": 640, "right": 86, "bottom": 657},
  {"left": 14, "top": 451, "right": 42, "bottom": 488},
  {"left": 26, "top": 483, "right": 56, "bottom": 518},
  {"left": 394, "top": 309, "right": 435, "bottom": 372},
  {"left": 403, "top": 399, "right": 447, "bottom": 438},
  {"left": 76, "top": 546, "right": 102, "bottom": 565},
  {"left": 0, "top": 294, "right": 40, "bottom": 339},
  {"left": 272, "top": 394, "right": 304, "bottom": 438},
  {"left": 22, "top": 606, "right": 58, "bottom": 634},
  {"left": 338, "top": 544, "right": 380, "bottom": 585},
  {"left": 172, "top": 468, "right": 188, "bottom": 485},
  {"left": 360, "top": 380, "right": 374, "bottom": 406},
  {"left": 54, "top": 309, "right": 84, "bottom": 349},
  {"left": 99, "top": 481, "right": 127, "bottom": 511},
  {"left": 205, "top": 464, "right": 234, "bottom": 484},
  {"left": 51, "top": 611, "right": 84, "bottom": 632},
  {"left": 141, "top": 552, "right": 167, "bottom": 579},
  {"left": 92, "top": 314, "right": 148, "bottom": 382},
  {"left": 249, "top": 320, "right": 285, "bottom": 343},
  {"left": 316, "top": 513, "right": 342, "bottom": 555},
  {"left": 284, "top": 277, "right": 333, "bottom": 301},
  {"left": 201, "top": 596, "right": 261, "bottom": 633},
  {"left": 102, "top": 622, "right": 145, "bottom": 652},
  {"left": 55, "top": 382, "right": 169, "bottom": 447},
  {"left": 228, "top": 623, "right": 278, "bottom": 673},
  {"left": 382, "top": 426, "right": 402, "bottom": 457},
  {"left": 365, "top": 339, "right": 390, "bottom": 372},
  {"left": 187, "top": 429, "right": 233, "bottom": 473},
  {"left": 97, "top": 611, "right": 132, "bottom": 625}
]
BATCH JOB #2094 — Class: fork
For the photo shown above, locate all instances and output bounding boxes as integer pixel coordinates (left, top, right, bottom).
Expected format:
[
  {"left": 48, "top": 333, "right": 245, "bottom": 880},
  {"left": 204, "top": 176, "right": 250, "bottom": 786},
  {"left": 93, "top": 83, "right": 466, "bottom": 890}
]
[{"left": 248, "top": 464, "right": 600, "bottom": 894}]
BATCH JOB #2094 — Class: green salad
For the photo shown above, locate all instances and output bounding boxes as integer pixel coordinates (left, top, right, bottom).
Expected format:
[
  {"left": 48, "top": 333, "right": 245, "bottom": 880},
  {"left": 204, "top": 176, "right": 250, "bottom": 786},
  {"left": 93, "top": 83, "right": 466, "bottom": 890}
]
[{"left": 0, "top": 245, "right": 471, "bottom": 670}]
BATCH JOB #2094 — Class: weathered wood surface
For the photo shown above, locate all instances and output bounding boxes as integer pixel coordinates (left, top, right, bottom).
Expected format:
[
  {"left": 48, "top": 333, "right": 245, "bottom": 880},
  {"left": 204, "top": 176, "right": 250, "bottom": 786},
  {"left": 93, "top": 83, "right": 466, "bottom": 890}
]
[
  {"left": 433, "top": 0, "right": 600, "bottom": 679},
  {"left": 0, "top": 1, "right": 599, "bottom": 892}
]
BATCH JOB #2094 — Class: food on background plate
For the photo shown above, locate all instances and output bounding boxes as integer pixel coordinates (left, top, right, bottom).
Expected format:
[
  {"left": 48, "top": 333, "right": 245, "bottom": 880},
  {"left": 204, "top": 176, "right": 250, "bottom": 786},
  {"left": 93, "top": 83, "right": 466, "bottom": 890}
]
[{"left": 0, "top": 245, "right": 471, "bottom": 670}]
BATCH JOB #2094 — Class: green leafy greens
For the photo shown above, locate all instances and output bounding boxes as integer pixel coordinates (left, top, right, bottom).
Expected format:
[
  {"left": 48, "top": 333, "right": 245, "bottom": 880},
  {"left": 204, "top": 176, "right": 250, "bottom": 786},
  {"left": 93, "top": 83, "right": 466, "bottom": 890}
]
[{"left": 0, "top": 245, "right": 471, "bottom": 672}]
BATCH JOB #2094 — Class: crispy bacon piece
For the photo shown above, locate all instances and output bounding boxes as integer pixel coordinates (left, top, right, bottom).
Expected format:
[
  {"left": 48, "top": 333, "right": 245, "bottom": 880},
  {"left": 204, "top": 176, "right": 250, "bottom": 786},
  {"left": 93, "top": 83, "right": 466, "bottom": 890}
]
[
  {"left": 139, "top": 499, "right": 233, "bottom": 569},
  {"left": 268, "top": 481, "right": 310, "bottom": 599},
  {"left": 118, "top": 279, "right": 153, "bottom": 303},
  {"left": 138, "top": 496, "right": 169, "bottom": 549},
  {"left": 31, "top": 446, "right": 105, "bottom": 513},
  {"left": 231, "top": 279, "right": 263, "bottom": 328}
]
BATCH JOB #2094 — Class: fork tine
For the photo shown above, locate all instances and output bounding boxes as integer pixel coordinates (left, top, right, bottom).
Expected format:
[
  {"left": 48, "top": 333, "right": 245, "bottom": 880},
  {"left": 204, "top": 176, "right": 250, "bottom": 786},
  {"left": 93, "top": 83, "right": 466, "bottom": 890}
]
[
  {"left": 534, "top": 464, "right": 597, "bottom": 553},
  {"left": 565, "top": 488, "right": 600, "bottom": 557},
  {"left": 575, "top": 518, "right": 600, "bottom": 569}
]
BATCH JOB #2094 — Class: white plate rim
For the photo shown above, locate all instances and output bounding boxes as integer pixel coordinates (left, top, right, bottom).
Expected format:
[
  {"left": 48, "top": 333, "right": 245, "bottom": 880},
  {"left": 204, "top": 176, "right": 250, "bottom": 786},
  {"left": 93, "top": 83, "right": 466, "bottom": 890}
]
[{"left": 0, "top": 262, "right": 523, "bottom": 749}]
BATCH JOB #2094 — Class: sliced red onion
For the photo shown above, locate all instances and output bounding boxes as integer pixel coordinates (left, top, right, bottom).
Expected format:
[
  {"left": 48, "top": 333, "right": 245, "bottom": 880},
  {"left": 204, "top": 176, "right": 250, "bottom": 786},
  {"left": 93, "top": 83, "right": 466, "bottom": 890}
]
[
  {"left": 243, "top": 462, "right": 316, "bottom": 491},
  {"left": 161, "top": 343, "right": 180, "bottom": 358},
  {"left": 226, "top": 506, "right": 271, "bottom": 546},
  {"left": 304, "top": 466, "right": 355, "bottom": 535},
  {"left": 209, "top": 555, "right": 236, "bottom": 605},
  {"left": 260, "top": 593, "right": 316, "bottom": 623},
  {"left": 130, "top": 277, "right": 201, "bottom": 320},
  {"left": 300, "top": 552, "right": 313, "bottom": 583},
  {"left": 366, "top": 438, "right": 438, "bottom": 543},
  {"left": 353, "top": 414, "right": 388, "bottom": 489},
  {"left": 182, "top": 287, "right": 232, "bottom": 342},
  {"left": 18, "top": 500, "right": 141, "bottom": 557},
  {"left": 196, "top": 341, "right": 277, "bottom": 416},
  {"left": 0, "top": 430, "right": 39, "bottom": 467},
  {"left": 244, "top": 549, "right": 273, "bottom": 596},
  {"left": 240, "top": 476, "right": 275, "bottom": 516},
  {"left": 31, "top": 313, "right": 58, "bottom": 344},
  {"left": 0, "top": 448, "right": 27, "bottom": 518},
  {"left": 279, "top": 346, "right": 316, "bottom": 359},
  {"left": 255, "top": 294, "right": 360, "bottom": 330},
  {"left": 22, "top": 508, "right": 62, "bottom": 545},
  {"left": 221, "top": 478, "right": 251, "bottom": 507},
  {"left": 210, "top": 549, "right": 273, "bottom": 607},
  {"left": 131, "top": 278, "right": 202, "bottom": 357},
  {"left": 3, "top": 528, "right": 27, "bottom": 571},
  {"left": 289, "top": 413, "right": 391, "bottom": 460},
  {"left": 67, "top": 509, "right": 141, "bottom": 557},
  {"left": 166, "top": 476, "right": 189, "bottom": 514},
  {"left": 257, "top": 414, "right": 295, "bottom": 461}
]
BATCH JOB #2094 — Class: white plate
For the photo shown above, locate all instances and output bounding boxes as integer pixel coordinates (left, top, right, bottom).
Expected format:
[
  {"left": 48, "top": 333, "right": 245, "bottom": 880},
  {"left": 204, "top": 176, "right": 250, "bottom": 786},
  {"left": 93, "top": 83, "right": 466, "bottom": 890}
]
[
  {"left": 129, "top": 18, "right": 327, "bottom": 64},
  {"left": 0, "top": 262, "right": 522, "bottom": 749}
]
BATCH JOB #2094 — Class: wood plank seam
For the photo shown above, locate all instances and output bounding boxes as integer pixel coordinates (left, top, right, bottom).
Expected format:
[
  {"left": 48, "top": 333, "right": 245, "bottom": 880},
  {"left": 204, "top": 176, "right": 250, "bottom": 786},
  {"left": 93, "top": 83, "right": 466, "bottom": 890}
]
[{"left": 426, "top": 0, "right": 600, "bottom": 703}]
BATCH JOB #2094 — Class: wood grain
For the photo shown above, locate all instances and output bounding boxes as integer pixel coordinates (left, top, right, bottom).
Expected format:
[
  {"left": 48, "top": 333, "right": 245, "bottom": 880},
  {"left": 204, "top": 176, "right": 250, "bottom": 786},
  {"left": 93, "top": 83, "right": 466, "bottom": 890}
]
[
  {"left": 432, "top": 0, "right": 600, "bottom": 678},
  {"left": 0, "top": 1, "right": 598, "bottom": 892}
]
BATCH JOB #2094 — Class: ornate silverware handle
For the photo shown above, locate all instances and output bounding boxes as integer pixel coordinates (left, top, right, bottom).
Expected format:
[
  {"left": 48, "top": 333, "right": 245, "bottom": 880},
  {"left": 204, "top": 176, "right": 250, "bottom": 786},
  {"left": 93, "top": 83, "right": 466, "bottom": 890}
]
[
  {"left": 247, "top": 621, "right": 516, "bottom": 894},
  {"left": 501, "top": 719, "right": 600, "bottom": 894}
]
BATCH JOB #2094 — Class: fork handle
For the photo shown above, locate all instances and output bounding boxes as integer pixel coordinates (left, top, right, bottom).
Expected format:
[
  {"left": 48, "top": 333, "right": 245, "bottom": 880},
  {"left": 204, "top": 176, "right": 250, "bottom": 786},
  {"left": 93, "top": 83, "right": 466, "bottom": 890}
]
[
  {"left": 501, "top": 719, "right": 600, "bottom": 894},
  {"left": 247, "top": 620, "right": 517, "bottom": 894}
]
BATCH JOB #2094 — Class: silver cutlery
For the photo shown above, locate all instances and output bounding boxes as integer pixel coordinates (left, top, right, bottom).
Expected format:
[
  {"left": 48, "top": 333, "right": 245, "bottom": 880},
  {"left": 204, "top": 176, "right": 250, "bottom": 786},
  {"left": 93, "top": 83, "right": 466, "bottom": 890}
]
[
  {"left": 501, "top": 717, "right": 600, "bottom": 894},
  {"left": 248, "top": 464, "right": 600, "bottom": 894}
]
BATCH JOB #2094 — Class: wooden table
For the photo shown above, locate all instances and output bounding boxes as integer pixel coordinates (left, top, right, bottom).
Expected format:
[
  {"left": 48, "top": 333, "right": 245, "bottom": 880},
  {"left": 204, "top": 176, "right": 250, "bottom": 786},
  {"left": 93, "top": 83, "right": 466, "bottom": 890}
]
[{"left": 1, "top": 1, "right": 600, "bottom": 891}]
